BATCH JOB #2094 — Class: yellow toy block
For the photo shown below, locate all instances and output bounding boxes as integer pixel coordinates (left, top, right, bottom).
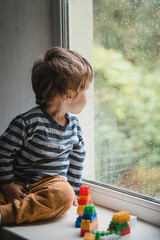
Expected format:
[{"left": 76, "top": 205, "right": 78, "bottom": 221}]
[
  {"left": 80, "top": 194, "right": 92, "bottom": 201},
  {"left": 77, "top": 205, "right": 85, "bottom": 216},
  {"left": 81, "top": 218, "right": 98, "bottom": 231},
  {"left": 112, "top": 211, "right": 130, "bottom": 225},
  {"left": 84, "top": 232, "right": 96, "bottom": 240}
]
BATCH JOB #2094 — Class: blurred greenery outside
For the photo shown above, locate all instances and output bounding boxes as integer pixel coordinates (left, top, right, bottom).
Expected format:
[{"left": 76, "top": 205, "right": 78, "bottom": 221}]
[{"left": 93, "top": 0, "right": 160, "bottom": 200}]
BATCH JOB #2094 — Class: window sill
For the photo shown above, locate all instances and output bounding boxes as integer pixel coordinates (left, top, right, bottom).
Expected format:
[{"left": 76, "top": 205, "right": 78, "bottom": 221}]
[
  {"left": 83, "top": 180, "right": 160, "bottom": 226},
  {"left": 2, "top": 204, "right": 160, "bottom": 240}
]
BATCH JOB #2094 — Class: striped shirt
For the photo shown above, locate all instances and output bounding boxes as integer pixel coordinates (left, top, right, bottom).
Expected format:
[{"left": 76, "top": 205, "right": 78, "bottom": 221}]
[{"left": 0, "top": 106, "right": 86, "bottom": 194}]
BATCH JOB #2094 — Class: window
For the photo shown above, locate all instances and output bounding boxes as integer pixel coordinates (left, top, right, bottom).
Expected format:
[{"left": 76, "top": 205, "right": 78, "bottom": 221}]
[
  {"left": 93, "top": 0, "right": 160, "bottom": 203},
  {"left": 67, "top": 0, "right": 160, "bottom": 225}
]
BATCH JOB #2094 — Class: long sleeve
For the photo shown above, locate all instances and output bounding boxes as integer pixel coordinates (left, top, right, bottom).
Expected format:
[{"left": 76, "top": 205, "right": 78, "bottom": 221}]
[
  {"left": 0, "top": 116, "right": 26, "bottom": 184},
  {"left": 67, "top": 122, "right": 86, "bottom": 195}
]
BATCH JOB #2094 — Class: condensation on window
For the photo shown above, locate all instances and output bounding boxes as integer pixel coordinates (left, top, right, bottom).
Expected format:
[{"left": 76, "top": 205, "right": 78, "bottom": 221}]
[{"left": 93, "top": 0, "right": 160, "bottom": 201}]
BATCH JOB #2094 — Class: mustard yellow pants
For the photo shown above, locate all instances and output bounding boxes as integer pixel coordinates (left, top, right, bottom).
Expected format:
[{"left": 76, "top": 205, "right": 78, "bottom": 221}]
[{"left": 0, "top": 175, "right": 75, "bottom": 225}]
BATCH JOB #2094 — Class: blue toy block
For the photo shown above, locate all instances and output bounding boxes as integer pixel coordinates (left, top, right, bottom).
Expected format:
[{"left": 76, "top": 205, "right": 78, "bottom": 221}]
[
  {"left": 82, "top": 212, "right": 97, "bottom": 222},
  {"left": 75, "top": 216, "right": 82, "bottom": 228}
]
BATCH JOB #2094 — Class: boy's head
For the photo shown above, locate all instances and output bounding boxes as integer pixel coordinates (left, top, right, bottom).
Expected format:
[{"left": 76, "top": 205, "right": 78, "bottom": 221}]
[{"left": 31, "top": 47, "right": 93, "bottom": 106}]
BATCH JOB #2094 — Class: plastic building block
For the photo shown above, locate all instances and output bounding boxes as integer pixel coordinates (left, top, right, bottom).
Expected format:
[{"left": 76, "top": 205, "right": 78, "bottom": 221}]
[
  {"left": 79, "top": 198, "right": 92, "bottom": 205},
  {"left": 81, "top": 224, "right": 98, "bottom": 237},
  {"left": 79, "top": 185, "right": 91, "bottom": 196},
  {"left": 84, "top": 232, "right": 96, "bottom": 240},
  {"left": 99, "top": 237, "right": 110, "bottom": 240},
  {"left": 89, "top": 230, "right": 120, "bottom": 240},
  {"left": 84, "top": 204, "right": 96, "bottom": 215},
  {"left": 99, "top": 234, "right": 119, "bottom": 240},
  {"left": 128, "top": 215, "right": 137, "bottom": 228},
  {"left": 81, "top": 218, "right": 98, "bottom": 236},
  {"left": 78, "top": 186, "right": 92, "bottom": 205},
  {"left": 109, "top": 221, "right": 128, "bottom": 231},
  {"left": 95, "top": 231, "right": 101, "bottom": 240},
  {"left": 120, "top": 225, "right": 130, "bottom": 236},
  {"left": 80, "top": 194, "right": 92, "bottom": 201},
  {"left": 81, "top": 218, "right": 98, "bottom": 231},
  {"left": 77, "top": 205, "right": 85, "bottom": 216},
  {"left": 76, "top": 185, "right": 94, "bottom": 230},
  {"left": 75, "top": 216, "right": 82, "bottom": 228},
  {"left": 83, "top": 212, "right": 97, "bottom": 222},
  {"left": 99, "top": 231, "right": 106, "bottom": 237},
  {"left": 112, "top": 211, "right": 130, "bottom": 225},
  {"left": 107, "top": 228, "right": 115, "bottom": 232}
]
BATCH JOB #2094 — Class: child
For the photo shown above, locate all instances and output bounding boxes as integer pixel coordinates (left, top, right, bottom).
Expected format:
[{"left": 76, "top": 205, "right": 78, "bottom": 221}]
[{"left": 0, "top": 47, "right": 93, "bottom": 225}]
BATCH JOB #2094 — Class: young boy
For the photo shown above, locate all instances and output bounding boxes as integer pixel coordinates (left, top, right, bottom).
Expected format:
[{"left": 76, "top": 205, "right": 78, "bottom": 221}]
[{"left": 0, "top": 47, "right": 93, "bottom": 225}]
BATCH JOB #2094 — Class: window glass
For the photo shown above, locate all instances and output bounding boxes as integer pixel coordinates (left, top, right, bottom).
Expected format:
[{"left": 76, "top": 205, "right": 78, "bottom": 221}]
[{"left": 93, "top": 0, "right": 160, "bottom": 201}]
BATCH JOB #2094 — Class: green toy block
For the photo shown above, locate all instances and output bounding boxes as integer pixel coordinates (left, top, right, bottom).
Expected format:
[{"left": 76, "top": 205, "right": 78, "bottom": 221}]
[
  {"left": 89, "top": 230, "right": 121, "bottom": 240},
  {"left": 100, "top": 231, "right": 106, "bottom": 236},
  {"left": 95, "top": 231, "right": 101, "bottom": 240},
  {"left": 106, "top": 231, "right": 111, "bottom": 235},
  {"left": 84, "top": 204, "right": 96, "bottom": 215},
  {"left": 109, "top": 221, "right": 128, "bottom": 231},
  {"left": 116, "top": 231, "right": 121, "bottom": 237}
]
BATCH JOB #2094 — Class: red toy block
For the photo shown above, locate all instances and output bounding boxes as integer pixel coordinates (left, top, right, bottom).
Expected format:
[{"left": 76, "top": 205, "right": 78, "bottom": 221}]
[
  {"left": 79, "top": 185, "right": 91, "bottom": 196},
  {"left": 78, "top": 199, "right": 92, "bottom": 205},
  {"left": 107, "top": 228, "right": 115, "bottom": 232},
  {"left": 120, "top": 225, "right": 130, "bottom": 236},
  {"left": 81, "top": 229, "right": 90, "bottom": 236}
]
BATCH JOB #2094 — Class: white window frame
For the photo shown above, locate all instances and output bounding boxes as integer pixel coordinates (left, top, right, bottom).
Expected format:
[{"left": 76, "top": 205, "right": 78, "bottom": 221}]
[
  {"left": 83, "top": 180, "right": 160, "bottom": 226},
  {"left": 53, "top": 0, "right": 160, "bottom": 226}
]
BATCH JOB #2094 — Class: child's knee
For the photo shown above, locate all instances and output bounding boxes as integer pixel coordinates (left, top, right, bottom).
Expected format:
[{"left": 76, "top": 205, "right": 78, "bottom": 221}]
[
  {"left": 62, "top": 182, "right": 75, "bottom": 204},
  {"left": 44, "top": 181, "right": 75, "bottom": 208},
  {"left": 54, "top": 181, "right": 75, "bottom": 207}
]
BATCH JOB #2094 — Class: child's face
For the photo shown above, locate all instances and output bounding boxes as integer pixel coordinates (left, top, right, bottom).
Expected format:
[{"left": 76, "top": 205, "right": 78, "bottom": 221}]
[{"left": 69, "top": 79, "right": 91, "bottom": 114}]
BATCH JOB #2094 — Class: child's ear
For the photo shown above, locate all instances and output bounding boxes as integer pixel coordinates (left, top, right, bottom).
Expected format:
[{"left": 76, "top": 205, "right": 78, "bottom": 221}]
[{"left": 64, "top": 89, "right": 76, "bottom": 102}]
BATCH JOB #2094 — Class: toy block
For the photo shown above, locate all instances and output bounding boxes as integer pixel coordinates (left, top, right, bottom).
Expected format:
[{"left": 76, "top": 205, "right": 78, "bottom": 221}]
[
  {"left": 77, "top": 205, "right": 85, "bottom": 216},
  {"left": 99, "top": 234, "right": 119, "bottom": 240},
  {"left": 114, "top": 231, "right": 120, "bottom": 237},
  {"left": 79, "top": 198, "right": 92, "bottom": 205},
  {"left": 128, "top": 215, "right": 137, "bottom": 228},
  {"left": 88, "top": 230, "right": 120, "bottom": 240},
  {"left": 79, "top": 185, "right": 91, "bottom": 196},
  {"left": 112, "top": 211, "right": 130, "bottom": 225},
  {"left": 84, "top": 204, "right": 96, "bottom": 215},
  {"left": 75, "top": 216, "right": 82, "bottom": 228},
  {"left": 94, "top": 230, "right": 101, "bottom": 240},
  {"left": 106, "top": 230, "right": 121, "bottom": 236},
  {"left": 81, "top": 219, "right": 92, "bottom": 230},
  {"left": 84, "top": 232, "right": 96, "bottom": 240},
  {"left": 95, "top": 230, "right": 106, "bottom": 239},
  {"left": 80, "top": 194, "right": 92, "bottom": 201},
  {"left": 83, "top": 212, "right": 97, "bottom": 222},
  {"left": 99, "top": 237, "right": 110, "bottom": 240},
  {"left": 81, "top": 218, "right": 98, "bottom": 236},
  {"left": 109, "top": 221, "right": 128, "bottom": 231},
  {"left": 81, "top": 223, "right": 98, "bottom": 237},
  {"left": 107, "top": 228, "right": 115, "bottom": 232},
  {"left": 81, "top": 218, "right": 98, "bottom": 231},
  {"left": 120, "top": 225, "right": 130, "bottom": 236}
]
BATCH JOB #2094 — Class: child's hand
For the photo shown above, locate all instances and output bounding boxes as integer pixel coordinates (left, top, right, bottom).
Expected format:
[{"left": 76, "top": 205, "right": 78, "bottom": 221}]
[
  {"left": 73, "top": 194, "right": 79, "bottom": 206},
  {"left": 1, "top": 182, "right": 27, "bottom": 203}
]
